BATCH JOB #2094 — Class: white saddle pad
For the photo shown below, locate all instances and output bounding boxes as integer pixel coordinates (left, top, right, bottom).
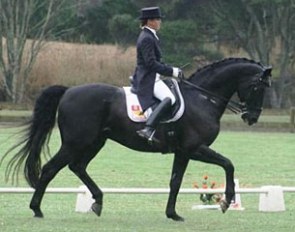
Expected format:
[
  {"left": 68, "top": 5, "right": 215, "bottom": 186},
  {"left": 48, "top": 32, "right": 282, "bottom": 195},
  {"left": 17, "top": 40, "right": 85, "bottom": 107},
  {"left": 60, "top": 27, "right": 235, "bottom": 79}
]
[{"left": 123, "top": 79, "right": 185, "bottom": 123}]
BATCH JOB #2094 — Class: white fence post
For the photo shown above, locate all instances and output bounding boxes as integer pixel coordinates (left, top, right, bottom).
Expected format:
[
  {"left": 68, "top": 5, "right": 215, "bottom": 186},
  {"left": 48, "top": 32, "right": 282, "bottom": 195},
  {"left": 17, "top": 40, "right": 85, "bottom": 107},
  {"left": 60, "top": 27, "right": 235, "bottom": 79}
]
[{"left": 259, "top": 186, "right": 285, "bottom": 212}]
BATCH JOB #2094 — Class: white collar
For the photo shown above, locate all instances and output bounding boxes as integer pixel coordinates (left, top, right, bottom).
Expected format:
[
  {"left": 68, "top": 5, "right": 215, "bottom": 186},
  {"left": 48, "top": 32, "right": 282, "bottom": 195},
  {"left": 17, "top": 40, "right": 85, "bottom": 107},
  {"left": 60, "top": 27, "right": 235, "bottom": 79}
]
[{"left": 144, "top": 26, "right": 159, "bottom": 40}]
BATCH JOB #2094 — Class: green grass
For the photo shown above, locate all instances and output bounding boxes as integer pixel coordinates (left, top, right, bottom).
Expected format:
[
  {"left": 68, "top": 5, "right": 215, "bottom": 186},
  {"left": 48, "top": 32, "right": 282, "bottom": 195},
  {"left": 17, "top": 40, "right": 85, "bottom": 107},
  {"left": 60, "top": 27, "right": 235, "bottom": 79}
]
[
  {"left": 221, "top": 113, "right": 290, "bottom": 123},
  {"left": 0, "top": 110, "right": 32, "bottom": 117},
  {"left": 0, "top": 128, "right": 294, "bottom": 232}
]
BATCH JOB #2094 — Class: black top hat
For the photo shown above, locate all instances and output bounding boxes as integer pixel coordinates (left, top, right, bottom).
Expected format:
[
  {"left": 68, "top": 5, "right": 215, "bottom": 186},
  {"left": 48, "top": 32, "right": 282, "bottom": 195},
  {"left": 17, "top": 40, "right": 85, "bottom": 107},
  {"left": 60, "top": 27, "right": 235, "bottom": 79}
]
[{"left": 139, "top": 7, "right": 164, "bottom": 20}]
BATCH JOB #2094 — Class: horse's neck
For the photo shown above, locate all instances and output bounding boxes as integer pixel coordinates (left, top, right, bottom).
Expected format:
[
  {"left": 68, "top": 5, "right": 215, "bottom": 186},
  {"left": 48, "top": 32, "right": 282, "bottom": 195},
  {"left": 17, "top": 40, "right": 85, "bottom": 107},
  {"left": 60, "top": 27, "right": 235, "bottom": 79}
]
[
  {"left": 180, "top": 81, "right": 229, "bottom": 122},
  {"left": 185, "top": 59, "right": 263, "bottom": 121},
  {"left": 184, "top": 66, "right": 242, "bottom": 121},
  {"left": 190, "top": 70, "right": 237, "bottom": 101}
]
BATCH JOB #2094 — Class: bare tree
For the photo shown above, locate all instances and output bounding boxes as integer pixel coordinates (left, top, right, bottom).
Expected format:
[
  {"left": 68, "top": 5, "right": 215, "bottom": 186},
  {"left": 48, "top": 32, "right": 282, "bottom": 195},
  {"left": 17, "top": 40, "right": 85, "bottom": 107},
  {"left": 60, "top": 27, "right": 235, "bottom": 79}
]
[
  {"left": 208, "top": 0, "right": 295, "bottom": 108},
  {"left": 0, "top": 0, "right": 73, "bottom": 103}
]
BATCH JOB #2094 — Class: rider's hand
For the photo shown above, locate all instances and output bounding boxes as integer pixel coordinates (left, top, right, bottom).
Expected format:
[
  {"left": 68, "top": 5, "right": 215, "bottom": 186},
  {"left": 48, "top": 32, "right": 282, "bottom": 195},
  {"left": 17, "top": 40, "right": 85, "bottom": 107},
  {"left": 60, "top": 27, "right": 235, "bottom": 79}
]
[{"left": 172, "top": 67, "right": 185, "bottom": 80}]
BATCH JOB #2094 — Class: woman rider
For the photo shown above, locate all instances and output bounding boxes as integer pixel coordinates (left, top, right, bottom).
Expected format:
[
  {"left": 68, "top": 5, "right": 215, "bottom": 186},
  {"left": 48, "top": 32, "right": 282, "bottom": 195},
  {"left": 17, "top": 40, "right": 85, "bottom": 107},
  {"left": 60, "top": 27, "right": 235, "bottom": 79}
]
[{"left": 132, "top": 6, "right": 183, "bottom": 143}]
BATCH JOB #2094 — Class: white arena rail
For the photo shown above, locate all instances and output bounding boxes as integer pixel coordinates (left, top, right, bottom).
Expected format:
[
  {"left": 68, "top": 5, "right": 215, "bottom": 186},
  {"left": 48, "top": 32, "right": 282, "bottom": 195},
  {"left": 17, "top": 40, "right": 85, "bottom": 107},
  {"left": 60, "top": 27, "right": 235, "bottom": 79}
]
[
  {"left": 0, "top": 187, "right": 274, "bottom": 194},
  {"left": 0, "top": 185, "right": 294, "bottom": 213}
]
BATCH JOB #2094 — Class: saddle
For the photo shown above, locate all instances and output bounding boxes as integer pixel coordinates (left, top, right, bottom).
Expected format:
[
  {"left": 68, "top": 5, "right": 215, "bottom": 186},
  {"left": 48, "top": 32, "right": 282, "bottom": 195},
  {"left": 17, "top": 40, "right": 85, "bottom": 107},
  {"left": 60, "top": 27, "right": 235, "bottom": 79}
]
[{"left": 123, "top": 78, "right": 185, "bottom": 123}]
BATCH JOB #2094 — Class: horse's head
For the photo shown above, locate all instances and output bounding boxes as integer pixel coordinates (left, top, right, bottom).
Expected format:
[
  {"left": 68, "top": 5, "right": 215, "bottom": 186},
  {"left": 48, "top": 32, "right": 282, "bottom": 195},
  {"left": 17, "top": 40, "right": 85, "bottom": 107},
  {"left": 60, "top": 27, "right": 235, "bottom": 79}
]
[{"left": 238, "top": 66, "right": 272, "bottom": 125}]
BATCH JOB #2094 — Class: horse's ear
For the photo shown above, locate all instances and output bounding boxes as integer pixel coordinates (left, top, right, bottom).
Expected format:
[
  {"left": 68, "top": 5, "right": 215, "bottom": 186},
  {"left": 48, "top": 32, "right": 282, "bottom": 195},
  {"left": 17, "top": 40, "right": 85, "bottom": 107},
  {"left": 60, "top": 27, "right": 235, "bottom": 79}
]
[
  {"left": 262, "top": 66, "right": 272, "bottom": 87},
  {"left": 263, "top": 66, "right": 272, "bottom": 77}
]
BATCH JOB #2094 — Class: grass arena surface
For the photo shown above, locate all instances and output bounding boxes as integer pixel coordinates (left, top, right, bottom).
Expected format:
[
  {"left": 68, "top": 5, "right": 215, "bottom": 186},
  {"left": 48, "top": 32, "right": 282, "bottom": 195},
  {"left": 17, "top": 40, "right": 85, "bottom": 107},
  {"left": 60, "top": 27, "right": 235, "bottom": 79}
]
[{"left": 0, "top": 128, "right": 294, "bottom": 232}]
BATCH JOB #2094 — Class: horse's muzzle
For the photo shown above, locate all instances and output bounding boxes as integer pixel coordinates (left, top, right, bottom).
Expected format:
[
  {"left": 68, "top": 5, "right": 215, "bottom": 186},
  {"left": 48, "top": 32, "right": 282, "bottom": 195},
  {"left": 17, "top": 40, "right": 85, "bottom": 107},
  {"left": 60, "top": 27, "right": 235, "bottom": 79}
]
[{"left": 241, "top": 111, "right": 259, "bottom": 126}]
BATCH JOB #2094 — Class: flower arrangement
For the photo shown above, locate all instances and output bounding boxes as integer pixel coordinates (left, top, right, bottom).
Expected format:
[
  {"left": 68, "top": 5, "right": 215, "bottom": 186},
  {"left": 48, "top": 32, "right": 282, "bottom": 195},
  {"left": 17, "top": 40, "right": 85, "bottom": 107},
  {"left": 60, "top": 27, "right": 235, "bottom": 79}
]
[{"left": 193, "top": 175, "right": 223, "bottom": 205}]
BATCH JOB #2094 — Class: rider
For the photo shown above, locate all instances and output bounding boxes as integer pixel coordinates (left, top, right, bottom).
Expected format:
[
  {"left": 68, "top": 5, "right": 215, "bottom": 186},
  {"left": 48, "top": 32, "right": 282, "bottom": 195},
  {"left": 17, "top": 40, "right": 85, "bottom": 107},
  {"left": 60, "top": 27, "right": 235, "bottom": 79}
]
[{"left": 132, "top": 6, "right": 183, "bottom": 143}]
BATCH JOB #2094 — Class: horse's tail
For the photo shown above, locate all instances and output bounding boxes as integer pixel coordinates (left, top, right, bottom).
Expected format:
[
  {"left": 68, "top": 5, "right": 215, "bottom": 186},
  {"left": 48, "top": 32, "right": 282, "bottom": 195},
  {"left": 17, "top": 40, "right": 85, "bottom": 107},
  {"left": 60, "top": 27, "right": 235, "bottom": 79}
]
[{"left": 2, "top": 85, "right": 68, "bottom": 188}]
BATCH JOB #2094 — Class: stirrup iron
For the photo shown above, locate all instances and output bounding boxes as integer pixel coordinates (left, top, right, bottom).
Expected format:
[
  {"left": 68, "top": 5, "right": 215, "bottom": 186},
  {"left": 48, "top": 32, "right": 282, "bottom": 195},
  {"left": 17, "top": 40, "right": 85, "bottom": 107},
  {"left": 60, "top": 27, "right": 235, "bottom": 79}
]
[{"left": 147, "top": 130, "right": 156, "bottom": 143}]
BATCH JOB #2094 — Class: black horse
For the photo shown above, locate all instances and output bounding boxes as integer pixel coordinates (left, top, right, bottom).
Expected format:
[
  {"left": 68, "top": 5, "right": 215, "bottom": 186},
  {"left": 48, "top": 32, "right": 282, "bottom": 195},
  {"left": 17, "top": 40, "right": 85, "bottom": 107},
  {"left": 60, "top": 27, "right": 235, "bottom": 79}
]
[{"left": 2, "top": 58, "right": 271, "bottom": 221}]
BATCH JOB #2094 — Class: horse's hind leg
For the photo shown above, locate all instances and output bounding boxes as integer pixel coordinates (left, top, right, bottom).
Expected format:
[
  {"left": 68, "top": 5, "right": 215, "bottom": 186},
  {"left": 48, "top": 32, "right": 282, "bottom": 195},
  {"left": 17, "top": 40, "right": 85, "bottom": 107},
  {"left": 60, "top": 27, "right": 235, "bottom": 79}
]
[
  {"left": 30, "top": 146, "right": 71, "bottom": 217},
  {"left": 68, "top": 140, "right": 106, "bottom": 217}
]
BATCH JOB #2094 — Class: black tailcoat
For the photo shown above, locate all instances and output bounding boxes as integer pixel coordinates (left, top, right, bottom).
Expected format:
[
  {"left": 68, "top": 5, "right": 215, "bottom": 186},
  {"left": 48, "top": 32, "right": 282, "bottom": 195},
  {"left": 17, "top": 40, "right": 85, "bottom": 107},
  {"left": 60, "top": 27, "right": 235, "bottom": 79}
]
[{"left": 132, "top": 28, "right": 173, "bottom": 111}]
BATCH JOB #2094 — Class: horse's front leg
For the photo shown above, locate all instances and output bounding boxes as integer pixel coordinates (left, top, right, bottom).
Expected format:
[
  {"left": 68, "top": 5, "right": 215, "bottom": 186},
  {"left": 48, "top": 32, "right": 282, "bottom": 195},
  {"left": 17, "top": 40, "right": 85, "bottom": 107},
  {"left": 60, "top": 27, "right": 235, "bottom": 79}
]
[
  {"left": 166, "top": 152, "right": 189, "bottom": 221},
  {"left": 190, "top": 145, "right": 235, "bottom": 213}
]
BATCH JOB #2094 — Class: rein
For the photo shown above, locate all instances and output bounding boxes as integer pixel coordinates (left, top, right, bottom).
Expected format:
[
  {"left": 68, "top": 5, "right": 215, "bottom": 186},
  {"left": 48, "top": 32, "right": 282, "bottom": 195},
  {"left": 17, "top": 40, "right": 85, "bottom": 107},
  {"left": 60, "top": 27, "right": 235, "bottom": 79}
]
[{"left": 180, "top": 79, "right": 244, "bottom": 114}]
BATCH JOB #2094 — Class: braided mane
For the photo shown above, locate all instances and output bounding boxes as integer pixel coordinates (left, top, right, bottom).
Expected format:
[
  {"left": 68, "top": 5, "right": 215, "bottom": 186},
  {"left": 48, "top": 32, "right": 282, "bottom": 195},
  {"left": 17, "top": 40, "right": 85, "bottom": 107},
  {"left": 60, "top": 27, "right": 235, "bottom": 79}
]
[{"left": 189, "top": 57, "right": 263, "bottom": 79}]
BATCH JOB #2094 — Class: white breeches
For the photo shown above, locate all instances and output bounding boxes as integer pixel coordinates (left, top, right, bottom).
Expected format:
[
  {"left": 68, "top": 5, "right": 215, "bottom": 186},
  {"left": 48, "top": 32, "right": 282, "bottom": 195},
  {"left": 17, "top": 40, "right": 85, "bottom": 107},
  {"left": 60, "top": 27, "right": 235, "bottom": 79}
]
[
  {"left": 153, "top": 74, "right": 176, "bottom": 104},
  {"left": 144, "top": 74, "right": 176, "bottom": 118}
]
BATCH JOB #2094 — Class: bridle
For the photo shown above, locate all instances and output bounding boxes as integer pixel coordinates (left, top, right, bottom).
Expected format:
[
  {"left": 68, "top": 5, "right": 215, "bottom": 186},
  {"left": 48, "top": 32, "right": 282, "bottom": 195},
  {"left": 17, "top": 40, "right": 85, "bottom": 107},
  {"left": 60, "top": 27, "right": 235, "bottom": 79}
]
[
  {"left": 240, "top": 72, "right": 271, "bottom": 113},
  {"left": 180, "top": 71, "right": 271, "bottom": 114}
]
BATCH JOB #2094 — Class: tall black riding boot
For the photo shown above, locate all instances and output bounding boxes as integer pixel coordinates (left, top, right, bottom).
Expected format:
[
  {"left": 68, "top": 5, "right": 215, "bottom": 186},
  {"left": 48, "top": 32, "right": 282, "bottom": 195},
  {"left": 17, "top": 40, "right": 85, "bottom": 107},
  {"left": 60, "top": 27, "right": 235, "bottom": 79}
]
[{"left": 137, "top": 98, "right": 172, "bottom": 143}]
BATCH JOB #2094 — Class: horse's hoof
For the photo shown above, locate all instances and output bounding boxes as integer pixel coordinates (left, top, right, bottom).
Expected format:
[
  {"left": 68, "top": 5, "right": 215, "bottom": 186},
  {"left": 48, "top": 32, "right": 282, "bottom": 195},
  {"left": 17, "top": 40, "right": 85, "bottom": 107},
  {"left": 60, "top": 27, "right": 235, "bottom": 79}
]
[
  {"left": 33, "top": 209, "right": 44, "bottom": 218},
  {"left": 220, "top": 200, "right": 230, "bottom": 213},
  {"left": 91, "top": 202, "right": 103, "bottom": 217},
  {"left": 167, "top": 213, "right": 185, "bottom": 222}
]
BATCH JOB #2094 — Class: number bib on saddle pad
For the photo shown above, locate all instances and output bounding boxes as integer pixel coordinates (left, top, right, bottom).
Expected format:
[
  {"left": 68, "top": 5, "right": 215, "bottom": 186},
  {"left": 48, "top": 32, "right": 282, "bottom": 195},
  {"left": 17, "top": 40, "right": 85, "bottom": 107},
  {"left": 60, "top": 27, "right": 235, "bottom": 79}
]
[{"left": 123, "top": 79, "right": 185, "bottom": 123}]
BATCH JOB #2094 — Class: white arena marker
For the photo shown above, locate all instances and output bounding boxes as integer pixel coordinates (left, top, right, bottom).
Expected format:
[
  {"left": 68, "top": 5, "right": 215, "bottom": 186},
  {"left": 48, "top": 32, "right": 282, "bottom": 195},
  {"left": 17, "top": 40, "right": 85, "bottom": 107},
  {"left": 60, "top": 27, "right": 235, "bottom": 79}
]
[
  {"left": 75, "top": 185, "right": 94, "bottom": 213},
  {"left": 259, "top": 186, "right": 285, "bottom": 212}
]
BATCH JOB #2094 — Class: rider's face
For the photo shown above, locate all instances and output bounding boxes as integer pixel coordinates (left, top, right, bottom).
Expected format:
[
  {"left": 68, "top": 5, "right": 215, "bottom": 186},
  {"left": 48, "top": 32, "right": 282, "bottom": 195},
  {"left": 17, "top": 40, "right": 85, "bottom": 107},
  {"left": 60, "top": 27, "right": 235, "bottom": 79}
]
[{"left": 147, "top": 18, "right": 161, "bottom": 31}]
